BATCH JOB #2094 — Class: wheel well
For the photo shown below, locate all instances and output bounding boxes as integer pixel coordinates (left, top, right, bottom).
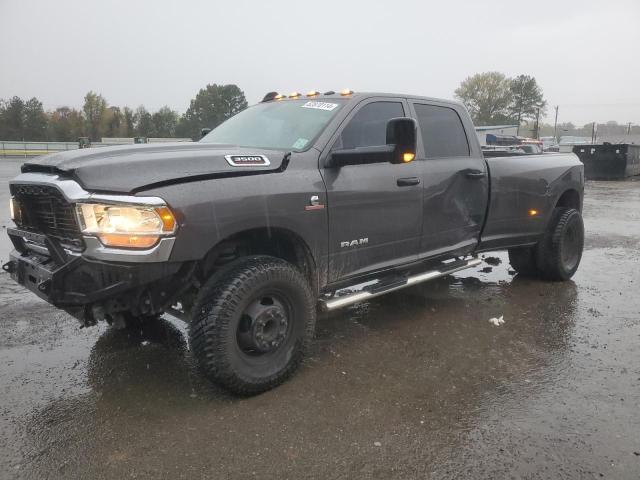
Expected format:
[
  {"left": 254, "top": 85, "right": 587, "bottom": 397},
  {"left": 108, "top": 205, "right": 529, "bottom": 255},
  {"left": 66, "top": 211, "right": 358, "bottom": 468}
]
[
  {"left": 556, "top": 189, "right": 581, "bottom": 212},
  {"left": 198, "top": 228, "right": 317, "bottom": 293}
]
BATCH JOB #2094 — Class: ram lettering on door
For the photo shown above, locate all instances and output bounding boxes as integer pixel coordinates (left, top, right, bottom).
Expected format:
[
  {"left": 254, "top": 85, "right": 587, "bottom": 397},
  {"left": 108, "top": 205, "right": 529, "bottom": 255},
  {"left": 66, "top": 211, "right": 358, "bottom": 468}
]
[{"left": 340, "top": 238, "right": 369, "bottom": 248}]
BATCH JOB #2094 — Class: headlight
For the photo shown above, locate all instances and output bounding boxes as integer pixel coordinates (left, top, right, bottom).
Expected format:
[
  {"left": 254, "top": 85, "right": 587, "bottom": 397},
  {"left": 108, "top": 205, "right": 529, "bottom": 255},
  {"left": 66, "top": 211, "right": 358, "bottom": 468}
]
[
  {"left": 76, "top": 203, "right": 177, "bottom": 249},
  {"left": 9, "top": 197, "right": 16, "bottom": 220},
  {"left": 9, "top": 197, "right": 22, "bottom": 225}
]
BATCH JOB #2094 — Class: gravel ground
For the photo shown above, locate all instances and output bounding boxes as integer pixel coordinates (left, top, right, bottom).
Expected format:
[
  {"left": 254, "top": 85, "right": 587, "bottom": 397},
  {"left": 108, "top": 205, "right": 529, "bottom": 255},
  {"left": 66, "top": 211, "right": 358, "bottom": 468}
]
[{"left": 0, "top": 157, "right": 639, "bottom": 479}]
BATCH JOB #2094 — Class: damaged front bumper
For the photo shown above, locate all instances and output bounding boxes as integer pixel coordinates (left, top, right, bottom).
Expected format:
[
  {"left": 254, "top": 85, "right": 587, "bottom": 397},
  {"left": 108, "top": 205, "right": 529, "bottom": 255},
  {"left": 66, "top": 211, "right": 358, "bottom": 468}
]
[{"left": 3, "top": 227, "right": 184, "bottom": 323}]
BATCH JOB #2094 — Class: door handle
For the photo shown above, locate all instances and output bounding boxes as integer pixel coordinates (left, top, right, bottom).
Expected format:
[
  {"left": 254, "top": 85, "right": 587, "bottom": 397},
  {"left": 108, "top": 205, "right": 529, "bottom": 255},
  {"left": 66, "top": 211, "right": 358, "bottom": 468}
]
[
  {"left": 397, "top": 177, "right": 421, "bottom": 187},
  {"left": 464, "top": 169, "right": 486, "bottom": 179}
]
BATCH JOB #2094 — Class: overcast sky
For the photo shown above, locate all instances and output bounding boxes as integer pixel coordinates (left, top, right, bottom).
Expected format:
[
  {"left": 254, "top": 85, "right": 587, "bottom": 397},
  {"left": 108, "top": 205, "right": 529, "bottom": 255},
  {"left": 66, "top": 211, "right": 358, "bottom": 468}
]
[{"left": 1, "top": 0, "right": 639, "bottom": 126}]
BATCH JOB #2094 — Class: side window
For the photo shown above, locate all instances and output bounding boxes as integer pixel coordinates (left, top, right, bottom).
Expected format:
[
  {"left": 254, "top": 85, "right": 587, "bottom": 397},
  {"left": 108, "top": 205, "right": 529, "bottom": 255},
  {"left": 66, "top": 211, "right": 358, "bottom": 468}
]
[
  {"left": 334, "top": 101, "right": 404, "bottom": 150},
  {"left": 413, "top": 104, "right": 470, "bottom": 158}
]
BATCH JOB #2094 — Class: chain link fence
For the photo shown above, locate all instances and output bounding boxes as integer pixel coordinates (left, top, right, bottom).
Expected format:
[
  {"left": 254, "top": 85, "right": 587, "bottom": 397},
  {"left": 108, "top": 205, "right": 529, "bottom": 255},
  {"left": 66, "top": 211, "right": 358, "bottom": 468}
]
[
  {"left": 0, "top": 138, "right": 193, "bottom": 158},
  {"left": 0, "top": 141, "right": 79, "bottom": 158}
]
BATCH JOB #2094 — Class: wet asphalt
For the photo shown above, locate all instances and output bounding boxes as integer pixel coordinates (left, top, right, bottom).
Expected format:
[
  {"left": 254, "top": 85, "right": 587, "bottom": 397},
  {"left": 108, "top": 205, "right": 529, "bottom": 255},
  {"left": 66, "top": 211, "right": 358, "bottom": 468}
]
[{"left": 0, "top": 157, "right": 639, "bottom": 479}]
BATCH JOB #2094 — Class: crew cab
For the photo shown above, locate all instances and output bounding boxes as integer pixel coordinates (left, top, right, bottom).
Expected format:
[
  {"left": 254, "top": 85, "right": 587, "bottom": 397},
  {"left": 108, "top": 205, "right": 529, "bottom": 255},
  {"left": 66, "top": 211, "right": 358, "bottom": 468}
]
[{"left": 4, "top": 90, "right": 584, "bottom": 394}]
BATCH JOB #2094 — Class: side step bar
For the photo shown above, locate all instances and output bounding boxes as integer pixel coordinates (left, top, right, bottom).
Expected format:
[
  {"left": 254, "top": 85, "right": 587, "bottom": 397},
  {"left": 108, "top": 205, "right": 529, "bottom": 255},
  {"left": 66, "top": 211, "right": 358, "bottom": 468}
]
[{"left": 319, "top": 257, "right": 482, "bottom": 312}]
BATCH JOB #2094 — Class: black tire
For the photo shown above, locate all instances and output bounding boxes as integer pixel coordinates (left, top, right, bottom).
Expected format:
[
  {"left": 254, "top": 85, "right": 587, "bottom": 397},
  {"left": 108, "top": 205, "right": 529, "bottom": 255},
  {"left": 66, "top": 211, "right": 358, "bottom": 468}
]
[
  {"left": 189, "top": 256, "right": 316, "bottom": 395},
  {"left": 536, "top": 207, "right": 584, "bottom": 281},
  {"left": 508, "top": 246, "right": 538, "bottom": 276},
  {"left": 508, "top": 207, "right": 584, "bottom": 281}
]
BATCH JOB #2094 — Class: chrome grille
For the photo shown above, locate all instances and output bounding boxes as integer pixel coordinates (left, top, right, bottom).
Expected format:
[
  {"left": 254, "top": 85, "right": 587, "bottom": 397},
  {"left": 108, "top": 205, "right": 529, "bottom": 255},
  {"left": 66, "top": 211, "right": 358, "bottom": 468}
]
[{"left": 11, "top": 184, "right": 83, "bottom": 251}]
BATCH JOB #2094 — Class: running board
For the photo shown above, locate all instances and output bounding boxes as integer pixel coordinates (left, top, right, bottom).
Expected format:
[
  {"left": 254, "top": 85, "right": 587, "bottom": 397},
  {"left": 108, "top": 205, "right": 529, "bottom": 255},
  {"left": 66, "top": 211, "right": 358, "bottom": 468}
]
[{"left": 319, "top": 257, "right": 482, "bottom": 312}]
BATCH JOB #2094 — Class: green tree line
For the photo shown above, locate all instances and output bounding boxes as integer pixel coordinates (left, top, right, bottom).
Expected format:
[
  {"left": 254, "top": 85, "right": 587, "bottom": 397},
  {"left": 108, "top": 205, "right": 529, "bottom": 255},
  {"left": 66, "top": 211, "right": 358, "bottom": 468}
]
[
  {"left": 454, "top": 72, "right": 547, "bottom": 127},
  {"left": 0, "top": 83, "right": 248, "bottom": 142}
]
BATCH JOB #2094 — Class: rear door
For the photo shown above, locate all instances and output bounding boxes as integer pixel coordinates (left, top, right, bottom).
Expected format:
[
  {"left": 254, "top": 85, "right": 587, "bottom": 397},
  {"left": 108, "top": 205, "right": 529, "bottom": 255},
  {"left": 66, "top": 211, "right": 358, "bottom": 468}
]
[
  {"left": 322, "top": 98, "right": 423, "bottom": 282},
  {"left": 409, "top": 101, "right": 489, "bottom": 259}
]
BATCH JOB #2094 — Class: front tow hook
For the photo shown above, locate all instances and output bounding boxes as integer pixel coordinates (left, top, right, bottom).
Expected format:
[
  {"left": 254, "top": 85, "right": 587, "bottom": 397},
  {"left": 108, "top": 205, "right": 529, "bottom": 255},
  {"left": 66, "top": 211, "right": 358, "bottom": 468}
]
[
  {"left": 2, "top": 261, "right": 16, "bottom": 274},
  {"left": 37, "top": 279, "right": 52, "bottom": 294}
]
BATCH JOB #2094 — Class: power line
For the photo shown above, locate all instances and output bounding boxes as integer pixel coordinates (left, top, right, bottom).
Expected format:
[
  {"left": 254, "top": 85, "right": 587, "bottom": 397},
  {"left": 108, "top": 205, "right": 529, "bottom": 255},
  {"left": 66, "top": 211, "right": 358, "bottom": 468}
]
[{"left": 554, "top": 102, "right": 640, "bottom": 108}]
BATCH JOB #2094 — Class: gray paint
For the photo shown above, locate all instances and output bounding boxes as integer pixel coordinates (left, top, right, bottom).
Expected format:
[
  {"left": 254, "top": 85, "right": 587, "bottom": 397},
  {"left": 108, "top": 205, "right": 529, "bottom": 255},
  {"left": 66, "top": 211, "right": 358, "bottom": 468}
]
[
  {"left": 408, "top": 98, "right": 490, "bottom": 260},
  {"left": 8, "top": 92, "right": 584, "bottom": 295},
  {"left": 479, "top": 154, "right": 583, "bottom": 251},
  {"left": 21, "top": 142, "right": 285, "bottom": 194}
]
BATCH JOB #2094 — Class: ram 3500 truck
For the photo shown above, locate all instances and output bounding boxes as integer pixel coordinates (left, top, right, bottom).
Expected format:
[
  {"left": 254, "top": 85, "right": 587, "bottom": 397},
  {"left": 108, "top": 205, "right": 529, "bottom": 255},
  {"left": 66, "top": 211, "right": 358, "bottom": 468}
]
[{"left": 4, "top": 91, "right": 584, "bottom": 394}]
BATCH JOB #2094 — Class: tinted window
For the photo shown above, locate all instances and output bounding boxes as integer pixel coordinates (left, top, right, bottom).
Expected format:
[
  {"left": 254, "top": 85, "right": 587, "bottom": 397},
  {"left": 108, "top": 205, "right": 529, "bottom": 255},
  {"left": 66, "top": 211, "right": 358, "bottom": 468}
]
[
  {"left": 335, "top": 101, "right": 404, "bottom": 149},
  {"left": 413, "top": 104, "right": 470, "bottom": 158}
]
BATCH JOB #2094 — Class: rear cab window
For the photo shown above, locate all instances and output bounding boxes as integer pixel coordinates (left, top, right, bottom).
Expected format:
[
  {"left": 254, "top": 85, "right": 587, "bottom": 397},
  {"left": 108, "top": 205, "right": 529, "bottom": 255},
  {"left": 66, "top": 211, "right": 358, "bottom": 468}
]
[{"left": 412, "top": 103, "right": 470, "bottom": 158}]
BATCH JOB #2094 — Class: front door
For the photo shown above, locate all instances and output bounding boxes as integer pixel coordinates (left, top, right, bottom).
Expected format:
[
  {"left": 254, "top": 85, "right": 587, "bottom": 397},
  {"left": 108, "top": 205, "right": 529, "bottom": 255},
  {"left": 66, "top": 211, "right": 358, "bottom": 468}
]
[
  {"left": 322, "top": 99, "right": 423, "bottom": 283},
  {"left": 409, "top": 101, "right": 489, "bottom": 259}
]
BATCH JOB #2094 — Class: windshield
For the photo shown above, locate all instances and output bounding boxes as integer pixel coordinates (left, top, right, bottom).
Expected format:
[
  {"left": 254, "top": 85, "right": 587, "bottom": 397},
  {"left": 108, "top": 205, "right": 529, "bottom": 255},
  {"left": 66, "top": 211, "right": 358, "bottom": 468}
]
[{"left": 200, "top": 99, "right": 345, "bottom": 151}]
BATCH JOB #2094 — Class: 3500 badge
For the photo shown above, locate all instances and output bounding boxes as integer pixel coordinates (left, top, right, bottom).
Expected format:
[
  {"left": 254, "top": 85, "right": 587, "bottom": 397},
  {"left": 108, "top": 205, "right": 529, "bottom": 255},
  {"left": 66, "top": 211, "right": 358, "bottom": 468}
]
[{"left": 224, "top": 155, "right": 270, "bottom": 167}]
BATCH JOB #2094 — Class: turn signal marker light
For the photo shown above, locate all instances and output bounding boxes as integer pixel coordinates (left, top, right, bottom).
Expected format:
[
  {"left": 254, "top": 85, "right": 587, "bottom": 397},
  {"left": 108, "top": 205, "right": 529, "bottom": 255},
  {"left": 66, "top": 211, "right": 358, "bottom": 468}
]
[
  {"left": 403, "top": 152, "right": 415, "bottom": 163},
  {"left": 155, "top": 206, "right": 177, "bottom": 232},
  {"left": 529, "top": 209, "right": 539, "bottom": 216},
  {"left": 98, "top": 233, "right": 159, "bottom": 248}
]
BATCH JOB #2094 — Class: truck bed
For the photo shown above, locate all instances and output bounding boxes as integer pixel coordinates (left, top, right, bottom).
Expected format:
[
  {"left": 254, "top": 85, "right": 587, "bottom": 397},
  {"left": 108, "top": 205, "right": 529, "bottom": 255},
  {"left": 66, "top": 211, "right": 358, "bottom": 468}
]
[{"left": 478, "top": 152, "right": 583, "bottom": 251}]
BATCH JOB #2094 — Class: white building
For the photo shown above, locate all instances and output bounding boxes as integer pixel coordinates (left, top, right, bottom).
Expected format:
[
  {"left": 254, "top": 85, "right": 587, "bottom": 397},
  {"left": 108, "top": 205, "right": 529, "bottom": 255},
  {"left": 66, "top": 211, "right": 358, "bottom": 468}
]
[{"left": 475, "top": 125, "right": 519, "bottom": 146}]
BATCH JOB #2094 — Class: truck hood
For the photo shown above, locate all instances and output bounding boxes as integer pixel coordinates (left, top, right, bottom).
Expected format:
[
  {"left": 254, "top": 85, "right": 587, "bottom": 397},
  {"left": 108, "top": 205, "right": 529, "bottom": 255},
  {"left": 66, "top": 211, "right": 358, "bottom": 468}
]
[{"left": 21, "top": 142, "right": 289, "bottom": 194}]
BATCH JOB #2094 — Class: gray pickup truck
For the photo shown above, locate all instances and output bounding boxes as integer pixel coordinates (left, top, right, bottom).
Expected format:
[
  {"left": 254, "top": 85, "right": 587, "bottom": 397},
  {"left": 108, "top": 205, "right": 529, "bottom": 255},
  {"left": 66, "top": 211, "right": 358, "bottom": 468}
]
[{"left": 4, "top": 90, "right": 584, "bottom": 394}]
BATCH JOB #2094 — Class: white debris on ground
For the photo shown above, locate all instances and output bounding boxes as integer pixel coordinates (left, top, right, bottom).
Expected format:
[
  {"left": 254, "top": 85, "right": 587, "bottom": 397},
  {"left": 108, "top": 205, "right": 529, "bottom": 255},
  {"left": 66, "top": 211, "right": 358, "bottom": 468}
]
[{"left": 489, "top": 315, "right": 505, "bottom": 326}]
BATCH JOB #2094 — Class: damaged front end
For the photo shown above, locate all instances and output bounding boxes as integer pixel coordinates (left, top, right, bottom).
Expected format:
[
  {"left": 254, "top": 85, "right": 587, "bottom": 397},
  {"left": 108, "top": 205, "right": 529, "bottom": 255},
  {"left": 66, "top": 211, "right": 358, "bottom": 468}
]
[
  {"left": 4, "top": 173, "right": 192, "bottom": 326},
  {"left": 4, "top": 227, "right": 190, "bottom": 326}
]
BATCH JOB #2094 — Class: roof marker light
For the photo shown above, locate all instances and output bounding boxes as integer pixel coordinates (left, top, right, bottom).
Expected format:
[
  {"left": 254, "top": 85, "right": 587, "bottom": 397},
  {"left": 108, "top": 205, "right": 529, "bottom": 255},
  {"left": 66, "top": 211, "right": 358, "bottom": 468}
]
[
  {"left": 288, "top": 92, "right": 301, "bottom": 98},
  {"left": 340, "top": 88, "right": 354, "bottom": 96},
  {"left": 306, "top": 90, "right": 320, "bottom": 97},
  {"left": 274, "top": 94, "right": 285, "bottom": 100},
  {"left": 261, "top": 91, "right": 280, "bottom": 102}
]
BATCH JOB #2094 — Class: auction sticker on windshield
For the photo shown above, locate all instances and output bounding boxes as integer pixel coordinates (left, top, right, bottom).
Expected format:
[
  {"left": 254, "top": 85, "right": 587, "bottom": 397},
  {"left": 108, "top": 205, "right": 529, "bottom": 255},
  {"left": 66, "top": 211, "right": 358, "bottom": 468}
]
[
  {"left": 292, "top": 138, "right": 309, "bottom": 149},
  {"left": 302, "top": 101, "right": 339, "bottom": 111}
]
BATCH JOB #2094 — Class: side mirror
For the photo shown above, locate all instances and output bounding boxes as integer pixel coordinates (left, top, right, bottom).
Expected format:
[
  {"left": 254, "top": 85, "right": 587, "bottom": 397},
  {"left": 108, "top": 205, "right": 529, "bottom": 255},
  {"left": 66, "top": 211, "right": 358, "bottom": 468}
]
[
  {"left": 328, "top": 145, "right": 394, "bottom": 168},
  {"left": 200, "top": 127, "right": 212, "bottom": 139},
  {"left": 386, "top": 117, "right": 417, "bottom": 164},
  {"left": 328, "top": 117, "right": 417, "bottom": 168}
]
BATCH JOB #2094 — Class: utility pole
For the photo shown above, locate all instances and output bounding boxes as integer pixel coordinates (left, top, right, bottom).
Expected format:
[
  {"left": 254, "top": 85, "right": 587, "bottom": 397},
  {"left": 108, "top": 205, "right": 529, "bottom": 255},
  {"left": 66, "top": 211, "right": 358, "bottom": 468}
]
[
  {"left": 553, "top": 106, "right": 559, "bottom": 142},
  {"left": 516, "top": 81, "right": 524, "bottom": 136},
  {"left": 533, "top": 107, "right": 540, "bottom": 139},
  {"left": 591, "top": 122, "right": 597, "bottom": 144},
  {"left": 628, "top": 122, "right": 632, "bottom": 135}
]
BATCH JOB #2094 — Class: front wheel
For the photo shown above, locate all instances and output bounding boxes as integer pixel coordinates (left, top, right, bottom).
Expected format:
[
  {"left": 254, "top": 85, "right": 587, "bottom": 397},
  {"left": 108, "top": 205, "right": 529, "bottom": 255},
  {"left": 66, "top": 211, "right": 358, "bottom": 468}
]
[{"left": 189, "top": 256, "right": 316, "bottom": 395}]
